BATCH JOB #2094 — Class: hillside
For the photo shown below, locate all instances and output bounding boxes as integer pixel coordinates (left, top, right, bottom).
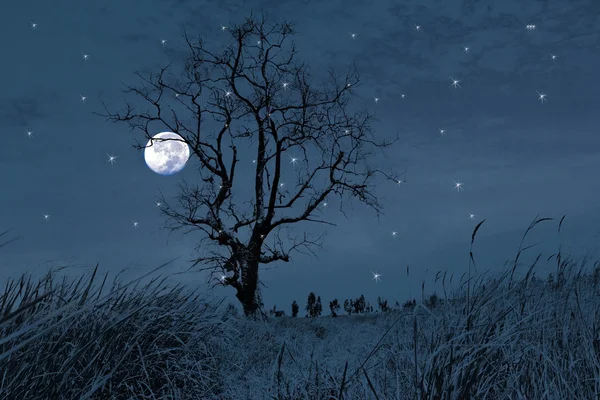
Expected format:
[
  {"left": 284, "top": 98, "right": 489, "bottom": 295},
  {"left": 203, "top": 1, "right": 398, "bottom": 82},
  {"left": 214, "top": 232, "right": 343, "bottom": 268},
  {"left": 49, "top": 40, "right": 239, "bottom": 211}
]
[{"left": 1, "top": 254, "right": 599, "bottom": 399}]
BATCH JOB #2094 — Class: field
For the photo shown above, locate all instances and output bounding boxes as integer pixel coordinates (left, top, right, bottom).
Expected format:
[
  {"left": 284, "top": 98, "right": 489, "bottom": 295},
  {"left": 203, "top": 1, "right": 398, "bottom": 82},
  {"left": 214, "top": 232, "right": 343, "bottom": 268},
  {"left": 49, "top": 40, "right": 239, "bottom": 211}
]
[{"left": 1, "top": 232, "right": 600, "bottom": 399}]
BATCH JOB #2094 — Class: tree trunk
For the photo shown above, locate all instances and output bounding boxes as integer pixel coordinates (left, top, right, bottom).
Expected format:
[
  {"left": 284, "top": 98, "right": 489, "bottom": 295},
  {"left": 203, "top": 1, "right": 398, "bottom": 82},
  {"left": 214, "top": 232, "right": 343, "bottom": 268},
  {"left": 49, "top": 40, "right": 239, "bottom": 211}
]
[{"left": 235, "top": 258, "right": 261, "bottom": 316}]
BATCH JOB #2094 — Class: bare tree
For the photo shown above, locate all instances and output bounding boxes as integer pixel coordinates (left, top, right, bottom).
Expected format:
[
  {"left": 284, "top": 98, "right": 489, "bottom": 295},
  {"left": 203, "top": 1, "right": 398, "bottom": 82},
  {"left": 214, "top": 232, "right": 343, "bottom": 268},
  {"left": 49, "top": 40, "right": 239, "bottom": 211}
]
[{"left": 98, "top": 14, "right": 402, "bottom": 316}]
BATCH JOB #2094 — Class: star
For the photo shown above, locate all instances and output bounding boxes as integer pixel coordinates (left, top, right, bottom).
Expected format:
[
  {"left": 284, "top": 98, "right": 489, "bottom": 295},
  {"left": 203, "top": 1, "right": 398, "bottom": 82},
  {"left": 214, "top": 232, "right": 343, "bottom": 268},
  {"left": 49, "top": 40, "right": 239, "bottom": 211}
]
[
  {"left": 107, "top": 154, "right": 118, "bottom": 165},
  {"left": 550, "top": 54, "right": 557, "bottom": 61},
  {"left": 439, "top": 128, "right": 446, "bottom": 135},
  {"left": 453, "top": 181, "right": 464, "bottom": 192},
  {"left": 401, "top": 94, "right": 406, "bottom": 99},
  {"left": 257, "top": 40, "right": 261, "bottom": 45},
  {"left": 289, "top": 156, "right": 298, "bottom": 166},
  {"left": 392, "top": 231, "right": 397, "bottom": 238},
  {"left": 43, "top": 214, "right": 50, "bottom": 222},
  {"left": 450, "top": 78, "right": 461, "bottom": 88},
  {"left": 279, "top": 183, "right": 285, "bottom": 188},
  {"left": 372, "top": 271, "right": 382, "bottom": 283},
  {"left": 537, "top": 91, "right": 547, "bottom": 103},
  {"left": 282, "top": 82, "right": 289, "bottom": 90},
  {"left": 80, "top": 95, "right": 87, "bottom": 103},
  {"left": 350, "top": 33, "right": 357, "bottom": 39},
  {"left": 374, "top": 97, "right": 379, "bottom": 103},
  {"left": 218, "top": 274, "right": 227, "bottom": 283},
  {"left": 156, "top": 202, "right": 162, "bottom": 207},
  {"left": 526, "top": 24, "right": 536, "bottom": 31},
  {"left": 397, "top": 179, "right": 405, "bottom": 185},
  {"left": 221, "top": 26, "right": 227, "bottom": 31},
  {"left": 25, "top": 130, "right": 33, "bottom": 138},
  {"left": 252, "top": 159, "right": 256, "bottom": 164},
  {"left": 224, "top": 90, "right": 232, "bottom": 97},
  {"left": 82, "top": 54, "right": 89, "bottom": 61},
  {"left": 132, "top": 221, "right": 139, "bottom": 228},
  {"left": 322, "top": 202, "right": 328, "bottom": 208},
  {"left": 463, "top": 46, "right": 470, "bottom": 53},
  {"left": 160, "top": 39, "right": 167, "bottom": 46},
  {"left": 469, "top": 213, "right": 476, "bottom": 220},
  {"left": 415, "top": 25, "right": 421, "bottom": 31},
  {"left": 30, "top": 21, "right": 38, "bottom": 30}
]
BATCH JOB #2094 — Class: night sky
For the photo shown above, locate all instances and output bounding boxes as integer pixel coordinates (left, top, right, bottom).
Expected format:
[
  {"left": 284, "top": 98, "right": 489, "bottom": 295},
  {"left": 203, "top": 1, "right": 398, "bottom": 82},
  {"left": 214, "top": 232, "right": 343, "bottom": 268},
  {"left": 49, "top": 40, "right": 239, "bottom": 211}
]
[{"left": 2, "top": 0, "right": 599, "bottom": 311}]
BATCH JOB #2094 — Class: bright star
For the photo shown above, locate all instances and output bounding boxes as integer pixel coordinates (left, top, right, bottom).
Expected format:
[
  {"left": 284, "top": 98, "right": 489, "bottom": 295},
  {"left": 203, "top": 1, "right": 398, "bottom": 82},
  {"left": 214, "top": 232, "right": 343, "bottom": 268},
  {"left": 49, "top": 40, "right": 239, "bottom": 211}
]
[
  {"left": 289, "top": 156, "right": 298, "bottom": 166},
  {"left": 392, "top": 231, "right": 397, "bottom": 238},
  {"left": 160, "top": 39, "right": 167, "bottom": 46},
  {"left": 107, "top": 154, "right": 118, "bottom": 165},
  {"left": 374, "top": 97, "right": 379, "bottom": 103},
  {"left": 322, "top": 202, "right": 328, "bottom": 208},
  {"left": 463, "top": 46, "right": 470, "bottom": 53},
  {"left": 224, "top": 91, "right": 232, "bottom": 97},
  {"left": 469, "top": 213, "right": 476, "bottom": 220},
  {"left": 282, "top": 82, "right": 289, "bottom": 90},
  {"left": 279, "top": 183, "right": 285, "bottom": 188},
  {"left": 450, "top": 78, "right": 461, "bottom": 88},
  {"left": 440, "top": 129, "right": 446, "bottom": 135},
  {"left": 221, "top": 26, "right": 227, "bottom": 31},
  {"left": 156, "top": 202, "right": 162, "bottom": 207},
  {"left": 401, "top": 94, "right": 406, "bottom": 99},
  {"left": 82, "top": 54, "right": 89, "bottom": 61},
  {"left": 350, "top": 33, "right": 357, "bottom": 39},
  {"left": 132, "top": 221, "right": 139, "bottom": 228},
  {"left": 372, "top": 271, "right": 382, "bottom": 283},
  {"left": 526, "top": 24, "right": 536, "bottom": 31},
  {"left": 252, "top": 159, "right": 256, "bottom": 164},
  {"left": 30, "top": 22, "right": 38, "bottom": 30},
  {"left": 25, "top": 130, "right": 33, "bottom": 138},
  {"left": 80, "top": 95, "right": 87, "bottom": 103},
  {"left": 550, "top": 54, "right": 557, "bottom": 61},
  {"left": 537, "top": 91, "right": 547, "bottom": 103},
  {"left": 397, "top": 179, "right": 405, "bottom": 185},
  {"left": 453, "top": 181, "right": 464, "bottom": 192},
  {"left": 415, "top": 25, "right": 421, "bottom": 31},
  {"left": 43, "top": 214, "right": 50, "bottom": 222}
]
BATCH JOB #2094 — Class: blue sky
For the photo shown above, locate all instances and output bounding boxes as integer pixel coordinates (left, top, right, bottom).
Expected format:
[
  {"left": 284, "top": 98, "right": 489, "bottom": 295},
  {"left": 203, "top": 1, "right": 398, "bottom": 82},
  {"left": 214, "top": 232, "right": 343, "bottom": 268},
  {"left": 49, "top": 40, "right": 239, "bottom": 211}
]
[{"left": 1, "top": 0, "right": 599, "bottom": 311}]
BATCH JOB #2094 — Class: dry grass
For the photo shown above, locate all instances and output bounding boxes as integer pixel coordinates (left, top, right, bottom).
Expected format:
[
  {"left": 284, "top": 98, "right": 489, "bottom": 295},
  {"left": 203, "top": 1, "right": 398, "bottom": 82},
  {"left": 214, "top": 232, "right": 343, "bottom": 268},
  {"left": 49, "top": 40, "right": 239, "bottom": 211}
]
[{"left": 1, "top": 217, "right": 600, "bottom": 399}]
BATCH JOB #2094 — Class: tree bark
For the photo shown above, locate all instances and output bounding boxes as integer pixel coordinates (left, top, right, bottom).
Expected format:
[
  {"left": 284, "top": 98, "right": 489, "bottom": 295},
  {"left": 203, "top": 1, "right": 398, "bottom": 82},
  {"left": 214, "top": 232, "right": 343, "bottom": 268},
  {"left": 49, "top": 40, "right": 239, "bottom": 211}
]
[{"left": 235, "top": 257, "right": 261, "bottom": 316}]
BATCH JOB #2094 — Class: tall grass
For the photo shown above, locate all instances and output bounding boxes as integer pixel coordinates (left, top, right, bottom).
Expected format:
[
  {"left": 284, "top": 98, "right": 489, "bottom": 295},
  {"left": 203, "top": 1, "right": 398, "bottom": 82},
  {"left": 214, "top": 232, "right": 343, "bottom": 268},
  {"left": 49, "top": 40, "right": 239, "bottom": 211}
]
[
  {"left": 0, "top": 261, "right": 233, "bottom": 399},
  {"left": 1, "top": 218, "right": 599, "bottom": 399}
]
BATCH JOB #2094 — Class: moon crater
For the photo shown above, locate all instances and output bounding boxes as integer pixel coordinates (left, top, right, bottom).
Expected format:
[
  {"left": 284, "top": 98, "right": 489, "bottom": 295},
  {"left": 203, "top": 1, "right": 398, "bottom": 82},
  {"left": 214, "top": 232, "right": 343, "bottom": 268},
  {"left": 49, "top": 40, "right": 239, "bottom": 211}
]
[{"left": 144, "top": 132, "right": 190, "bottom": 176}]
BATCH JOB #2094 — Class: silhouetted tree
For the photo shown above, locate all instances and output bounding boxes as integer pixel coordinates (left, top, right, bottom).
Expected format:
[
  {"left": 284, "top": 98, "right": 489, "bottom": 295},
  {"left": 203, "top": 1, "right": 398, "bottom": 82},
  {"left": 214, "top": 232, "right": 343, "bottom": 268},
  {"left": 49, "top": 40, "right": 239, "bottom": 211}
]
[
  {"left": 314, "top": 296, "right": 323, "bottom": 317},
  {"left": 343, "top": 299, "right": 353, "bottom": 315},
  {"left": 377, "top": 296, "right": 389, "bottom": 312},
  {"left": 426, "top": 293, "right": 439, "bottom": 308},
  {"left": 291, "top": 300, "right": 299, "bottom": 317},
  {"left": 99, "top": 14, "right": 403, "bottom": 316},
  {"left": 403, "top": 299, "right": 416, "bottom": 310},
  {"left": 329, "top": 299, "right": 340, "bottom": 317},
  {"left": 353, "top": 295, "right": 366, "bottom": 314},
  {"left": 306, "top": 292, "right": 316, "bottom": 317}
]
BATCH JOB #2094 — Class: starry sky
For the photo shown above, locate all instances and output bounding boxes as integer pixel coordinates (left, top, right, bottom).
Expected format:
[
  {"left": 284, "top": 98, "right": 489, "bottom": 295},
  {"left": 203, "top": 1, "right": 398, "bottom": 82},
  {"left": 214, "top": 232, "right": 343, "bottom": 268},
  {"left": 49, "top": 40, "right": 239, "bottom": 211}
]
[{"left": 2, "top": 0, "right": 599, "bottom": 310}]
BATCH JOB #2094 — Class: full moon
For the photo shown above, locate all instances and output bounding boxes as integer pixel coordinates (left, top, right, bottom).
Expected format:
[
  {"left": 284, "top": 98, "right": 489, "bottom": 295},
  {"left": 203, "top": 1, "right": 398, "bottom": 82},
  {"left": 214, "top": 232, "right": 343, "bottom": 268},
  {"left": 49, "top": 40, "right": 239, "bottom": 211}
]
[{"left": 144, "top": 132, "right": 191, "bottom": 175}]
